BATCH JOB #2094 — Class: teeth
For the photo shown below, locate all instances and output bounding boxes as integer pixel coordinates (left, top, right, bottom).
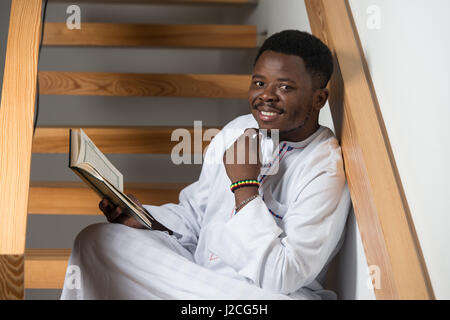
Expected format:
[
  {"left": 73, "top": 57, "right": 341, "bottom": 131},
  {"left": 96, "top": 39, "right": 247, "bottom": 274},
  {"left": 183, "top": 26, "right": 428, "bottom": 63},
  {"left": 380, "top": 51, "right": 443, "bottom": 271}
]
[{"left": 261, "top": 111, "right": 277, "bottom": 116}]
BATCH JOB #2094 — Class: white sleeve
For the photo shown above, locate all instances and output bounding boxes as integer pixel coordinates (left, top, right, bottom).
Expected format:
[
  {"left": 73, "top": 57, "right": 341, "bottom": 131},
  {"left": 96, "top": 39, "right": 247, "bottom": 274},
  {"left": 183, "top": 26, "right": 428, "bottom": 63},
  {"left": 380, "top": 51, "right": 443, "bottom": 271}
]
[
  {"left": 207, "top": 167, "right": 350, "bottom": 294},
  {"left": 143, "top": 166, "right": 211, "bottom": 254},
  {"left": 142, "top": 115, "right": 251, "bottom": 253},
  {"left": 142, "top": 128, "right": 225, "bottom": 254}
]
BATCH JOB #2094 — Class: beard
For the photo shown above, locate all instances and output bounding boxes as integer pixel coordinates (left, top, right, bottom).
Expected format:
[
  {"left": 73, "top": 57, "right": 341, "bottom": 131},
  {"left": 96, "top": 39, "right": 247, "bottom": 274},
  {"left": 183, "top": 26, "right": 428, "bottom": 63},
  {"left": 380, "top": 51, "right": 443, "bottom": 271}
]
[{"left": 279, "top": 105, "right": 314, "bottom": 136}]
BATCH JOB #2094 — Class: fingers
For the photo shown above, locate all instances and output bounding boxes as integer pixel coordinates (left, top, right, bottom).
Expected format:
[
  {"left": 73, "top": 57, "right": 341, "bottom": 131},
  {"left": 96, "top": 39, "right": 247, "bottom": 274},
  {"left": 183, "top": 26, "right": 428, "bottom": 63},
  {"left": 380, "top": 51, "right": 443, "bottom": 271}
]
[
  {"left": 108, "top": 206, "right": 124, "bottom": 223},
  {"left": 99, "top": 198, "right": 111, "bottom": 213},
  {"left": 244, "top": 127, "right": 259, "bottom": 136},
  {"left": 114, "top": 213, "right": 144, "bottom": 229},
  {"left": 99, "top": 198, "right": 123, "bottom": 223},
  {"left": 223, "top": 128, "right": 262, "bottom": 165},
  {"left": 241, "top": 129, "right": 261, "bottom": 164}
]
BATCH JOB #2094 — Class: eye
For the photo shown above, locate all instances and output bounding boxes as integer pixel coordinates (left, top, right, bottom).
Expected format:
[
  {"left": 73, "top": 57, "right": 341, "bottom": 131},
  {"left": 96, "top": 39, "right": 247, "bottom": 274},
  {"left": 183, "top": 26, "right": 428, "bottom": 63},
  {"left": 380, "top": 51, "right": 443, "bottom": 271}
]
[
  {"left": 280, "top": 84, "right": 293, "bottom": 91},
  {"left": 253, "top": 80, "right": 264, "bottom": 87}
]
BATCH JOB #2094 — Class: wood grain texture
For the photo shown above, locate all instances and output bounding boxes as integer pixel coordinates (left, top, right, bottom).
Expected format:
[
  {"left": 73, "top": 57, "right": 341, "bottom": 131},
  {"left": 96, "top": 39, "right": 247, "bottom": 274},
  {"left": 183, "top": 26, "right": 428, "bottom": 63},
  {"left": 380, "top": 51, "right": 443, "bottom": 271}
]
[
  {"left": 32, "top": 126, "right": 218, "bottom": 154},
  {"left": 43, "top": 23, "right": 257, "bottom": 48},
  {"left": 38, "top": 72, "right": 251, "bottom": 98},
  {"left": 0, "top": 0, "right": 42, "bottom": 300},
  {"left": 305, "top": 0, "right": 434, "bottom": 299},
  {"left": 0, "top": 255, "right": 24, "bottom": 299},
  {"left": 25, "top": 249, "right": 69, "bottom": 289},
  {"left": 28, "top": 181, "right": 187, "bottom": 215}
]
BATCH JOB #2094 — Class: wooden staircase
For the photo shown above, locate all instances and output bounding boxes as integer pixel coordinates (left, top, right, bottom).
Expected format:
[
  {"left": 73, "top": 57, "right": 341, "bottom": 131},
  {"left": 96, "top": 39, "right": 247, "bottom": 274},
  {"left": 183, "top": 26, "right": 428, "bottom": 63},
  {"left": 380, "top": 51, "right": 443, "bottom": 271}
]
[
  {"left": 1, "top": 0, "right": 434, "bottom": 300},
  {"left": 0, "top": 0, "right": 258, "bottom": 297}
]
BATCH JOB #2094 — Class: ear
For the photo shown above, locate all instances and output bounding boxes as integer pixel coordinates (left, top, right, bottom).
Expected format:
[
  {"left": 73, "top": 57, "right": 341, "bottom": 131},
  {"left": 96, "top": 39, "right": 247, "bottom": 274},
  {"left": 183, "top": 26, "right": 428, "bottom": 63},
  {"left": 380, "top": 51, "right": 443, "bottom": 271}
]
[{"left": 312, "top": 88, "right": 329, "bottom": 112}]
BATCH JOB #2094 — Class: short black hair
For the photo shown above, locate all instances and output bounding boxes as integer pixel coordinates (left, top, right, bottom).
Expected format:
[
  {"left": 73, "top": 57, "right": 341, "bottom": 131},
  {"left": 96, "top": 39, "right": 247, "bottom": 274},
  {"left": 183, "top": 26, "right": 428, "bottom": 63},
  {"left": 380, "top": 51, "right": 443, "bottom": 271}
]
[{"left": 254, "top": 30, "right": 333, "bottom": 89}]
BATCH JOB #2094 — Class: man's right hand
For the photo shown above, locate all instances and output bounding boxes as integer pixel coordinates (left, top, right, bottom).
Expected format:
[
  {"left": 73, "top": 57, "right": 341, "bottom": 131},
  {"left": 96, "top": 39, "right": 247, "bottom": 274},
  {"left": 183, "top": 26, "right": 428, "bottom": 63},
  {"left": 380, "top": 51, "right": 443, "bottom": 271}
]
[{"left": 98, "top": 195, "right": 146, "bottom": 229}]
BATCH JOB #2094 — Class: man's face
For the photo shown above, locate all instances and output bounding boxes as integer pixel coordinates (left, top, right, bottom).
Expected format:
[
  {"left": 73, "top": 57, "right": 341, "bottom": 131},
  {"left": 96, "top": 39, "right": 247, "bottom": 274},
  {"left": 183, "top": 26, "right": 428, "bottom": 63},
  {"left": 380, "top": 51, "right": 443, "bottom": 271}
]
[{"left": 248, "top": 50, "right": 316, "bottom": 137}]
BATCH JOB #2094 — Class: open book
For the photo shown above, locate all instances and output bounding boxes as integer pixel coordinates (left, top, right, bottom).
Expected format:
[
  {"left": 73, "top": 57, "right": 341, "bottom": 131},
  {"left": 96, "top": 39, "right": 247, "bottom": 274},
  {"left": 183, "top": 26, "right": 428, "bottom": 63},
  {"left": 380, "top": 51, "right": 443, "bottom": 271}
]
[{"left": 69, "top": 128, "right": 157, "bottom": 230}]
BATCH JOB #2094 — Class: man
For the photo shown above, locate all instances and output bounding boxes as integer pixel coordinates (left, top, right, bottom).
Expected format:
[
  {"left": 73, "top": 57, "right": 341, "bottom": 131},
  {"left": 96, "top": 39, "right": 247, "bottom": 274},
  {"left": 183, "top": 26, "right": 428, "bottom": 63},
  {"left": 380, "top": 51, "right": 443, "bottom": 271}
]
[{"left": 61, "top": 30, "right": 350, "bottom": 300}]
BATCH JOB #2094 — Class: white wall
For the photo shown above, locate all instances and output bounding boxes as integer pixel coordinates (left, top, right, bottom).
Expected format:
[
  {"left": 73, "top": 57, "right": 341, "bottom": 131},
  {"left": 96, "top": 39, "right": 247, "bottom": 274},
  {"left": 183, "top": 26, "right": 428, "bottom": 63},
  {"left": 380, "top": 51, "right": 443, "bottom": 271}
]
[
  {"left": 348, "top": 0, "right": 450, "bottom": 299},
  {"left": 335, "top": 209, "right": 376, "bottom": 299}
]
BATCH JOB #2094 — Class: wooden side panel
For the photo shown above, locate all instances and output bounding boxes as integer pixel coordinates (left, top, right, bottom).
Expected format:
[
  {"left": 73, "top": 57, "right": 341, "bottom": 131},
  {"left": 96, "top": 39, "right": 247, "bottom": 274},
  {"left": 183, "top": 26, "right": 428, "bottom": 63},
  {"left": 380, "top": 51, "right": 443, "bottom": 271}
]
[
  {"left": 43, "top": 23, "right": 257, "bottom": 48},
  {"left": 305, "top": 0, "right": 434, "bottom": 299},
  {"left": 32, "top": 126, "right": 218, "bottom": 154},
  {"left": 0, "top": 0, "right": 42, "bottom": 300},
  {"left": 38, "top": 72, "right": 251, "bottom": 98},
  {"left": 0, "top": 255, "right": 24, "bottom": 299}
]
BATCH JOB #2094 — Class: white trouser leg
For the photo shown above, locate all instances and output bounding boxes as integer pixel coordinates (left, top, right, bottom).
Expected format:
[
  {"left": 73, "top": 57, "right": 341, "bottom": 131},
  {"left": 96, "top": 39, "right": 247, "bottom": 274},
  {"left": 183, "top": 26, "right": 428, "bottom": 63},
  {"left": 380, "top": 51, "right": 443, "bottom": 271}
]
[{"left": 60, "top": 222, "right": 294, "bottom": 300}]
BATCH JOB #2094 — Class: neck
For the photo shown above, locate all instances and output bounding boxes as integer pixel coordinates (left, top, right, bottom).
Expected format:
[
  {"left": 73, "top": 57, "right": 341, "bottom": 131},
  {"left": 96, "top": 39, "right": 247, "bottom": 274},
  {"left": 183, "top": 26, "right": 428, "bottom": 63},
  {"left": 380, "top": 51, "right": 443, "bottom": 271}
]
[{"left": 279, "top": 115, "right": 320, "bottom": 142}]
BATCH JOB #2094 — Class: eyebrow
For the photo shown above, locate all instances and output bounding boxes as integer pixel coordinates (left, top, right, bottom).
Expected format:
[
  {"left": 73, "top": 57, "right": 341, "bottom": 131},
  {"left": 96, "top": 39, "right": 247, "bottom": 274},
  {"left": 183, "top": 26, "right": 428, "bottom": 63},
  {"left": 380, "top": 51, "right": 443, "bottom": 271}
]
[{"left": 252, "top": 74, "right": 298, "bottom": 84}]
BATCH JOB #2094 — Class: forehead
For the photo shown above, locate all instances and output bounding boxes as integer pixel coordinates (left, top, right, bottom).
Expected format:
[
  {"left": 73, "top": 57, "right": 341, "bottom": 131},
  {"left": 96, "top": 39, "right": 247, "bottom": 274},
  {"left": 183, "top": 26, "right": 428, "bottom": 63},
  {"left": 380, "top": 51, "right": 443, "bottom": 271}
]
[{"left": 253, "top": 50, "right": 311, "bottom": 86}]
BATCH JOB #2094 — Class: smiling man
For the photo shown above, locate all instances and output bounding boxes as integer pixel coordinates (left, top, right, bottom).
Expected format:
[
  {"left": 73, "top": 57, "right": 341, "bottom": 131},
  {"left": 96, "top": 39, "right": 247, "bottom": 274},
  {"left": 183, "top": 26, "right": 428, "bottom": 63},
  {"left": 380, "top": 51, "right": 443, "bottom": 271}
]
[{"left": 61, "top": 30, "right": 351, "bottom": 300}]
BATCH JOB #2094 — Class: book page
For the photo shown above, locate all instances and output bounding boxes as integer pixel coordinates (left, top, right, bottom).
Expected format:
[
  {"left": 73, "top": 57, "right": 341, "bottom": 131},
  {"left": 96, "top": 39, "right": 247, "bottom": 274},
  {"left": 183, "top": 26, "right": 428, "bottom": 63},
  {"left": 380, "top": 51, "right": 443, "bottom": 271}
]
[
  {"left": 69, "top": 129, "right": 79, "bottom": 167},
  {"left": 79, "top": 129, "right": 124, "bottom": 192},
  {"left": 73, "top": 164, "right": 155, "bottom": 230}
]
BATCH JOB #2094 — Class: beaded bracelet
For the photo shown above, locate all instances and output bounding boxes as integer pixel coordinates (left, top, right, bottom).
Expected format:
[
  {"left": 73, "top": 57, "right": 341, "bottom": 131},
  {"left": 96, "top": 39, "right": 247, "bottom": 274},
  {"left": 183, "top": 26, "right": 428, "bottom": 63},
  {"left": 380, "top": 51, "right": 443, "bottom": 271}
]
[{"left": 230, "top": 179, "right": 260, "bottom": 193}]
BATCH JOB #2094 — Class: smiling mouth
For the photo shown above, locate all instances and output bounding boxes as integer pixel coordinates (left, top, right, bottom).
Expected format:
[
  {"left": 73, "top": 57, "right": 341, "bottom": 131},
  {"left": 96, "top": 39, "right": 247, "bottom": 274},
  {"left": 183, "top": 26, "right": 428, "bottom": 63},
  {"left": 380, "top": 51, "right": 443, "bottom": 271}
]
[
  {"left": 257, "top": 109, "right": 282, "bottom": 122},
  {"left": 253, "top": 103, "right": 283, "bottom": 122}
]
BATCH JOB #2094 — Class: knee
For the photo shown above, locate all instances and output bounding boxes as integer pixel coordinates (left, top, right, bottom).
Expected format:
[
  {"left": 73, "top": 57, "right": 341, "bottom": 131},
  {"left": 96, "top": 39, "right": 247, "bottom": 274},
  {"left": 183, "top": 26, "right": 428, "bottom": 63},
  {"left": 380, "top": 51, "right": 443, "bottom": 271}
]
[{"left": 74, "top": 222, "right": 118, "bottom": 249}]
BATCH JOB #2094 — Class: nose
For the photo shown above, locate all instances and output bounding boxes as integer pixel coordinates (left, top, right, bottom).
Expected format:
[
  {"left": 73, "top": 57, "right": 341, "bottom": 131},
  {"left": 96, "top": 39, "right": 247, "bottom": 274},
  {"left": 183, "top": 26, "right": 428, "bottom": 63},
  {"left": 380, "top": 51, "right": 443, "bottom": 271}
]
[{"left": 258, "top": 84, "right": 279, "bottom": 103}]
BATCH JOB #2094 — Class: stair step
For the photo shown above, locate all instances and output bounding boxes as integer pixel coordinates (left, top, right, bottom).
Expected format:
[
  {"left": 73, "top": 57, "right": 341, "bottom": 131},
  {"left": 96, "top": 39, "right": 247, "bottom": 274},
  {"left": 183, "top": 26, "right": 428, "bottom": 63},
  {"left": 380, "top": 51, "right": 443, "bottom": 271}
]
[
  {"left": 38, "top": 72, "right": 251, "bottom": 98},
  {"left": 25, "top": 249, "right": 70, "bottom": 289},
  {"left": 43, "top": 23, "right": 257, "bottom": 48},
  {"left": 32, "top": 126, "right": 217, "bottom": 154},
  {"left": 28, "top": 181, "right": 186, "bottom": 215}
]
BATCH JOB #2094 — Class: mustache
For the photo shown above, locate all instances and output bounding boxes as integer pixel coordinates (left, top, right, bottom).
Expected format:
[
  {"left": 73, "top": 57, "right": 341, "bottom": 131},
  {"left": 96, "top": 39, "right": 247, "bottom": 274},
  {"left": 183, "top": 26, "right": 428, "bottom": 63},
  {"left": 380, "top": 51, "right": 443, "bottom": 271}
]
[{"left": 253, "top": 102, "right": 283, "bottom": 112}]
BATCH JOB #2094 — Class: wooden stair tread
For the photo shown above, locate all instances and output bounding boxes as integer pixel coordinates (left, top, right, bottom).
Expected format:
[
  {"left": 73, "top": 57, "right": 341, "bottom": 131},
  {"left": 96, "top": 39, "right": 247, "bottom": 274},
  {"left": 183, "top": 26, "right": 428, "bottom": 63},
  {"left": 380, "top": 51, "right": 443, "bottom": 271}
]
[
  {"left": 38, "top": 72, "right": 251, "bottom": 98},
  {"left": 32, "top": 126, "right": 218, "bottom": 154},
  {"left": 25, "top": 248, "right": 70, "bottom": 261},
  {"left": 28, "top": 181, "right": 187, "bottom": 215},
  {"left": 25, "top": 249, "right": 70, "bottom": 289},
  {"left": 43, "top": 23, "right": 257, "bottom": 48}
]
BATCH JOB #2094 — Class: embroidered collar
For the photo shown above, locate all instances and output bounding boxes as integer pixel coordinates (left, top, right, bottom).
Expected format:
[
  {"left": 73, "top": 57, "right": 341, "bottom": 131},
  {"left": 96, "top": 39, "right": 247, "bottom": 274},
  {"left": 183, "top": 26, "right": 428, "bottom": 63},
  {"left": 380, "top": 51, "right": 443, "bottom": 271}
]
[{"left": 280, "top": 125, "right": 325, "bottom": 149}]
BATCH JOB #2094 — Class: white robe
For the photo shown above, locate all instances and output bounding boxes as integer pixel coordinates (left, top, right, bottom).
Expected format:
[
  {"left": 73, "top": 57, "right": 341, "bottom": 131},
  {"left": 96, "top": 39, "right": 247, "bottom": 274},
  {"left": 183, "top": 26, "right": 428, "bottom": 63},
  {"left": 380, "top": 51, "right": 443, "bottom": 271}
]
[{"left": 60, "top": 114, "right": 351, "bottom": 300}]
